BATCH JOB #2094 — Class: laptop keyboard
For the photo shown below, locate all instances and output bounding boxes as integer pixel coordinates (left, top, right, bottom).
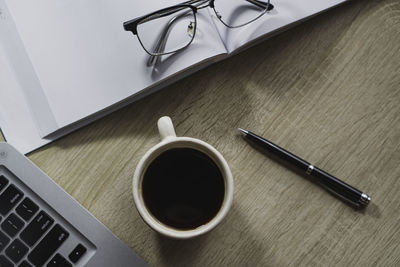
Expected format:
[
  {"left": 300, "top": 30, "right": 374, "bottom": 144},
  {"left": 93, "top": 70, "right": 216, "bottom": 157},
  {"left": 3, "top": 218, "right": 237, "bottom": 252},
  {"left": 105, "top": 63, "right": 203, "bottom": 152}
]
[{"left": 0, "top": 174, "right": 91, "bottom": 267}]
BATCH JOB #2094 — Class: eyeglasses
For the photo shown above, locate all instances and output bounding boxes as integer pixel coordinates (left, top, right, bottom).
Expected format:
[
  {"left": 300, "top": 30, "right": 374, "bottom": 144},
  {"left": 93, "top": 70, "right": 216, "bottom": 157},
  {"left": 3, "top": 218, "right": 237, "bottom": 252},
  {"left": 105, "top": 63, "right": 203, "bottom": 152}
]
[{"left": 123, "top": 0, "right": 274, "bottom": 65}]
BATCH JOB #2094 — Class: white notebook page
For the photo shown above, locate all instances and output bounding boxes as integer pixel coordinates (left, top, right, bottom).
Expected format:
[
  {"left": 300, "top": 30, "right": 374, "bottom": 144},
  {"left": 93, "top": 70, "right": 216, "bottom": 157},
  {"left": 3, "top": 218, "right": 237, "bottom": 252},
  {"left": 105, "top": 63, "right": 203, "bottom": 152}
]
[{"left": 4, "top": 0, "right": 227, "bottom": 136}]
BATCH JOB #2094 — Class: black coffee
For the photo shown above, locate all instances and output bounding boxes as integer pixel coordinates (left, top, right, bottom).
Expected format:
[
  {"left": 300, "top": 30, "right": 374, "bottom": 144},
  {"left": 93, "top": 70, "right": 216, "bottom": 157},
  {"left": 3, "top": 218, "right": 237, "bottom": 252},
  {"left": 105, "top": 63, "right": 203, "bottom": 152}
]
[{"left": 142, "top": 148, "right": 225, "bottom": 230}]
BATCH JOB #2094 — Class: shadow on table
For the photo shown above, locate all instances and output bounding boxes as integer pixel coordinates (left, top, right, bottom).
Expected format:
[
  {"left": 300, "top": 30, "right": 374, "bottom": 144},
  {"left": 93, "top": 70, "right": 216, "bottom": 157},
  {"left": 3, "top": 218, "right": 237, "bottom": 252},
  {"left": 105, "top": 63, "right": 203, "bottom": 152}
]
[
  {"left": 43, "top": 57, "right": 255, "bottom": 152},
  {"left": 153, "top": 204, "right": 271, "bottom": 267}
]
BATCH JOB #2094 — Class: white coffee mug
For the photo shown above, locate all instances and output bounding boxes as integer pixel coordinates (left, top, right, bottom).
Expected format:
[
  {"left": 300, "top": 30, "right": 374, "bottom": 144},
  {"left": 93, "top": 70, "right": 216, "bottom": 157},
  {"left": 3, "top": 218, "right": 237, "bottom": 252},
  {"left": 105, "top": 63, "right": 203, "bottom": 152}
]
[{"left": 133, "top": 116, "right": 234, "bottom": 239}]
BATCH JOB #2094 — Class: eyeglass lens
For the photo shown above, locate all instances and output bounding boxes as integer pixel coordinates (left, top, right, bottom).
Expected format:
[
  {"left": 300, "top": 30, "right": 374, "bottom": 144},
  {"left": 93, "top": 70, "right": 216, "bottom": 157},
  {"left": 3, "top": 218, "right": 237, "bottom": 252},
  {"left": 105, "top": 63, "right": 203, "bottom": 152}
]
[
  {"left": 213, "top": 0, "right": 270, "bottom": 28},
  {"left": 136, "top": 7, "right": 196, "bottom": 56}
]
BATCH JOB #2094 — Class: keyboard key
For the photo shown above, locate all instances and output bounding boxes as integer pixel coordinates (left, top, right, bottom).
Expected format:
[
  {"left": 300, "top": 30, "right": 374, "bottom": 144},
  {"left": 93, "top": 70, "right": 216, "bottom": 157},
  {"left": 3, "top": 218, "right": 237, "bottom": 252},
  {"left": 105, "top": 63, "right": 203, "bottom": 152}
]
[
  {"left": 28, "top": 224, "right": 69, "bottom": 267},
  {"left": 0, "top": 255, "right": 13, "bottom": 267},
  {"left": 0, "top": 175, "right": 8, "bottom": 192},
  {"left": 1, "top": 213, "right": 24, "bottom": 237},
  {"left": 68, "top": 243, "right": 87, "bottom": 263},
  {"left": 19, "top": 261, "right": 33, "bottom": 267},
  {"left": 20, "top": 211, "right": 54, "bottom": 247},
  {"left": 0, "top": 231, "right": 10, "bottom": 252},
  {"left": 16, "top": 198, "right": 39, "bottom": 221},
  {"left": 0, "top": 185, "right": 24, "bottom": 216},
  {"left": 47, "top": 254, "right": 72, "bottom": 267},
  {"left": 5, "top": 239, "right": 28, "bottom": 263}
]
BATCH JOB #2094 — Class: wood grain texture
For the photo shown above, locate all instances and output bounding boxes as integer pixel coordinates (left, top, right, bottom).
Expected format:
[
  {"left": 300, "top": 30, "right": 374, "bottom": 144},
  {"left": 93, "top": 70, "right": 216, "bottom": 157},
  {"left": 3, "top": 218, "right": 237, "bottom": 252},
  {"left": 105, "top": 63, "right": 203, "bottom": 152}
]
[{"left": 2, "top": 0, "right": 400, "bottom": 266}]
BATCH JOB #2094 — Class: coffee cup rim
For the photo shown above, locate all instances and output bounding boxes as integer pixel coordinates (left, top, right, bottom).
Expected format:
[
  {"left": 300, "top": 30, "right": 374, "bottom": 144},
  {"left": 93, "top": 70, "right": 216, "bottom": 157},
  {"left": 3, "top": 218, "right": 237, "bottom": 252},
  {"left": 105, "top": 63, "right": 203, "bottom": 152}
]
[{"left": 133, "top": 136, "right": 234, "bottom": 239}]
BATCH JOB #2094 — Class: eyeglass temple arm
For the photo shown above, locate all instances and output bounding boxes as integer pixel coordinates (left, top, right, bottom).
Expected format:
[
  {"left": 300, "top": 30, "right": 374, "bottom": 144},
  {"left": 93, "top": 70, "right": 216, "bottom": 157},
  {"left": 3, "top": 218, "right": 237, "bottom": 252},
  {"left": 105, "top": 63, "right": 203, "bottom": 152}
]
[
  {"left": 140, "top": 5, "right": 191, "bottom": 24},
  {"left": 147, "top": 10, "right": 192, "bottom": 66},
  {"left": 183, "top": 0, "right": 273, "bottom": 10},
  {"left": 246, "top": 0, "right": 274, "bottom": 10}
]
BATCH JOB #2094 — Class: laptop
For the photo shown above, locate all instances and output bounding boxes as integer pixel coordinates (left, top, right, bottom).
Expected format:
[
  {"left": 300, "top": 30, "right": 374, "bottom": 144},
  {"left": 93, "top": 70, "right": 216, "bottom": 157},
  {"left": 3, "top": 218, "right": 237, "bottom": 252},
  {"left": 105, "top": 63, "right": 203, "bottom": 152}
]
[{"left": 0, "top": 142, "right": 148, "bottom": 267}]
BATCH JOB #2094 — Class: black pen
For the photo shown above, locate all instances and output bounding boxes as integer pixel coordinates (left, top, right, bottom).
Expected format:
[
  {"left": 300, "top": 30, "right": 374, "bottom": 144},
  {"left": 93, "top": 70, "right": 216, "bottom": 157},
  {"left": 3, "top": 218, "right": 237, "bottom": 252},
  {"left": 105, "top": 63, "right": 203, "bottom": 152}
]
[{"left": 238, "top": 128, "right": 371, "bottom": 208}]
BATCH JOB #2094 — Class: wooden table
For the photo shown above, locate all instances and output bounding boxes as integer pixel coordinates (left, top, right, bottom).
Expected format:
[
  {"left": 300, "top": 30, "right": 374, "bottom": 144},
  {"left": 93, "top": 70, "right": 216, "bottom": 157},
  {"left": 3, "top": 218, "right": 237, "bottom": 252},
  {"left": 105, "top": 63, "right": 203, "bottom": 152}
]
[{"left": 2, "top": 0, "right": 399, "bottom": 265}]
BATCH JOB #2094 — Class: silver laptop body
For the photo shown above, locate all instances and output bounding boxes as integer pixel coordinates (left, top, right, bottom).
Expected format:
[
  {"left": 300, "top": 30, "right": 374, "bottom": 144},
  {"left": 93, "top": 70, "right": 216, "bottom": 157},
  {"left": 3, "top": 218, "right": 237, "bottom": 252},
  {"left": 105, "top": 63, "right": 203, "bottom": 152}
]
[{"left": 0, "top": 142, "right": 147, "bottom": 267}]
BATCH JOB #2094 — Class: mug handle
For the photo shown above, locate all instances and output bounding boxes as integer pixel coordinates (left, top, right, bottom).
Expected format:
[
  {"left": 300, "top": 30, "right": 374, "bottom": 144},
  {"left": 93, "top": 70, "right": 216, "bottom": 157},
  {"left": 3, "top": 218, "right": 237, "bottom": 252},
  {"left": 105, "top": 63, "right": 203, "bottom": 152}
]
[{"left": 158, "top": 116, "right": 177, "bottom": 141}]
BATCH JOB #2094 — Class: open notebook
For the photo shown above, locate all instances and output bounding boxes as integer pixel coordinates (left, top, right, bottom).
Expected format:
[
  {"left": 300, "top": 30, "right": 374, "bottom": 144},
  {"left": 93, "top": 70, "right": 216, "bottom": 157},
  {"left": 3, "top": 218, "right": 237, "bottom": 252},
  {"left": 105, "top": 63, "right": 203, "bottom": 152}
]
[{"left": 0, "top": 0, "right": 347, "bottom": 154}]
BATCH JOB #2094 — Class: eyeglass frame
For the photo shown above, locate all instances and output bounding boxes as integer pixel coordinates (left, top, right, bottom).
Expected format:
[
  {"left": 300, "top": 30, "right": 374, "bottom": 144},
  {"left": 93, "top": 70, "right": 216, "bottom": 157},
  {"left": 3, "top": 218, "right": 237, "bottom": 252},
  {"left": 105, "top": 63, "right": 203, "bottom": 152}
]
[
  {"left": 123, "top": 0, "right": 274, "bottom": 58},
  {"left": 124, "top": 4, "right": 198, "bottom": 57}
]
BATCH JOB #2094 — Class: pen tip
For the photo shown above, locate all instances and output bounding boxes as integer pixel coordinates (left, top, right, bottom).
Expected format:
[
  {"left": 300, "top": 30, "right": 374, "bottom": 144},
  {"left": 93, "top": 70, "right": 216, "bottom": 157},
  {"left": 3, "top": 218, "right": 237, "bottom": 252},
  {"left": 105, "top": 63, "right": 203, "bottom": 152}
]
[{"left": 238, "top": 128, "right": 248, "bottom": 135}]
